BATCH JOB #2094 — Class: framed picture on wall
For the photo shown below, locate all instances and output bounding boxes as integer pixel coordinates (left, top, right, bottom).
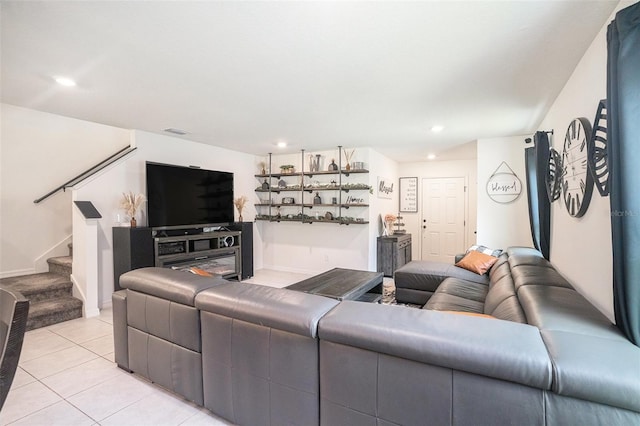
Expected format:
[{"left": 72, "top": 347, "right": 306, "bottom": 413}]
[{"left": 399, "top": 177, "right": 418, "bottom": 212}]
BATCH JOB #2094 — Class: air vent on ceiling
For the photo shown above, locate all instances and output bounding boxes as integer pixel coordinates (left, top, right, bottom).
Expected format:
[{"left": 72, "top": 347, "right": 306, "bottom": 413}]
[{"left": 163, "top": 128, "right": 188, "bottom": 135}]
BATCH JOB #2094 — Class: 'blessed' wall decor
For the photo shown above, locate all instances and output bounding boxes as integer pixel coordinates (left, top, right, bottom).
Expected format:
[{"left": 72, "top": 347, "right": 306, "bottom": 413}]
[{"left": 486, "top": 161, "right": 522, "bottom": 204}]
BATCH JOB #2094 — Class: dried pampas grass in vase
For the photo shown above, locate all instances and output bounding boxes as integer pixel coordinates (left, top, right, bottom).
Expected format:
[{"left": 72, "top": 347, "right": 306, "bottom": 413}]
[
  {"left": 120, "top": 191, "right": 146, "bottom": 227},
  {"left": 234, "top": 196, "right": 248, "bottom": 222}
]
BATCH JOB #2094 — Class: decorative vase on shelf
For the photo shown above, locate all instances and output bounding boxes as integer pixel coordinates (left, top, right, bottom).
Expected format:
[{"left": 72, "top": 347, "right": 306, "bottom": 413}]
[
  {"left": 313, "top": 192, "right": 322, "bottom": 204},
  {"left": 345, "top": 163, "right": 351, "bottom": 171},
  {"left": 328, "top": 159, "right": 338, "bottom": 171},
  {"left": 130, "top": 217, "right": 137, "bottom": 228}
]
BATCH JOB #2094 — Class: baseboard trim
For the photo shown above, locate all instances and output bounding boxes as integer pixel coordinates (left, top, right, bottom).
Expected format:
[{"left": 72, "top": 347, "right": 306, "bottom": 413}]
[{"left": 0, "top": 268, "right": 36, "bottom": 279}]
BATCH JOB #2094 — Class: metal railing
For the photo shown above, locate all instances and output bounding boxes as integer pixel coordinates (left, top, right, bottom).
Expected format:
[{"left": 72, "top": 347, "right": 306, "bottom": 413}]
[{"left": 33, "top": 145, "right": 137, "bottom": 204}]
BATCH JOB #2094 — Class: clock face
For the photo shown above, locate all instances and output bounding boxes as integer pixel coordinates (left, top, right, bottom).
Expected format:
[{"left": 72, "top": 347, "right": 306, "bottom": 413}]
[{"left": 562, "top": 118, "right": 594, "bottom": 218}]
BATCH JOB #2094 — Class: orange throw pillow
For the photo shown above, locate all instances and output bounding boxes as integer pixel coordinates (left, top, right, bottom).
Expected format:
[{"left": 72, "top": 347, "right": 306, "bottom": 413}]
[{"left": 455, "top": 250, "right": 498, "bottom": 275}]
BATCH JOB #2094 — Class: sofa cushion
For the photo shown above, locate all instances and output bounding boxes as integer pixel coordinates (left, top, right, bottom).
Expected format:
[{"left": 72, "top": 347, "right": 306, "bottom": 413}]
[
  {"left": 424, "top": 293, "right": 484, "bottom": 313},
  {"left": 394, "top": 261, "right": 489, "bottom": 294},
  {"left": 541, "top": 329, "right": 640, "bottom": 413},
  {"left": 511, "top": 265, "right": 573, "bottom": 291},
  {"left": 455, "top": 251, "right": 498, "bottom": 275},
  {"left": 517, "top": 285, "right": 626, "bottom": 341},
  {"left": 484, "top": 273, "right": 527, "bottom": 323},
  {"left": 431, "top": 278, "right": 488, "bottom": 302},
  {"left": 319, "top": 301, "right": 553, "bottom": 390},
  {"left": 488, "top": 254, "right": 510, "bottom": 284}
]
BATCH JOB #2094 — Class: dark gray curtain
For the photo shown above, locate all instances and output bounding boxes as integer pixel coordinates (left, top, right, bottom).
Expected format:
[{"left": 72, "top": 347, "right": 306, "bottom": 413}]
[
  {"left": 608, "top": 2, "right": 640, "bottom": 346},
  {"left": 524, "top": 132, "right": 550, "bottom": 260}
]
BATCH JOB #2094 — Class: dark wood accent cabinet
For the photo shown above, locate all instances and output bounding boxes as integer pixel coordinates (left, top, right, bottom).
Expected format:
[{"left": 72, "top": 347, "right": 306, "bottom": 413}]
[
  {"left": 377, "top": 234, "right": 412, "bottom": 277},
  {"left": 112, "top": 227, "right": 154, "bottom": 291}
]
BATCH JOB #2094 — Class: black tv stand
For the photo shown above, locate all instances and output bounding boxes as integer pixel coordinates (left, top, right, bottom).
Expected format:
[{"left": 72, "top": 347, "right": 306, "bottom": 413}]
[{"left": 153, "top": 230, "right": 242, "bottom": 280}]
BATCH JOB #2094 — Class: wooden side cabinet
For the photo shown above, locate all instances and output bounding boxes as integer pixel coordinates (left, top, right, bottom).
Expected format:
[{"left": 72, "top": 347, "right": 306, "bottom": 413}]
[
  {"left": 377, "top": 234, "right": 412, "bottom": 277},
  {"left": 113, "top": 227, "right": 154, "bottom": 291}
]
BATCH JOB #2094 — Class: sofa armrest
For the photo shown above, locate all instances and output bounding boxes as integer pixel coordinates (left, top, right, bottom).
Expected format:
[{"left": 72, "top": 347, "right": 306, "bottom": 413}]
[
  {"left": 454, "top": 253, "right": 465, "bottom": 263},
  {"left": 318, "top": 301, "right": 552, "bottom": 389},
  {"left": 112, "top": 290, "right": 130, "bottom": 371}
]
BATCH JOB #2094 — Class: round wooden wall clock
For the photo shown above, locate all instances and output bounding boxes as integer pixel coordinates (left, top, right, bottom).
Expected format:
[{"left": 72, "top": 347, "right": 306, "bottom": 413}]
[{"left": 562, "top": 118, "right": 594, "bottom": 217}]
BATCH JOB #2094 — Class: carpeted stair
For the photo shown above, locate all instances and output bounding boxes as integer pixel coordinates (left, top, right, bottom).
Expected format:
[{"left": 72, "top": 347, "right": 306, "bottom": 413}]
[{"left": 0, "top": 255, "right": 83, "bottom": 330}]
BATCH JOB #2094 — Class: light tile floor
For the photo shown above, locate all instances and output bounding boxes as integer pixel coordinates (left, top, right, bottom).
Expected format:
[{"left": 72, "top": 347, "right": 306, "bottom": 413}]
[{"left": 1, "top": 268, "right": 391, "bottom": 425}]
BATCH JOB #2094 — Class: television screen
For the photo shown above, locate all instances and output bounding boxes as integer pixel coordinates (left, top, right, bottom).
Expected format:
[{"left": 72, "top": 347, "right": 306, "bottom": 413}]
[{"left": 146, "top": 162, "right": 234, "bottom": 229}]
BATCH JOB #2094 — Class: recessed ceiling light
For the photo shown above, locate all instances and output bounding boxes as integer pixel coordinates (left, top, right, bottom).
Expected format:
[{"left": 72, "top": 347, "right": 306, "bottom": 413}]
[
  {"left": 54, "top": 76, "right": 76, "bottom": 87},
  {"left": 427, "top": 154, "right": 437, "bottom": 160},
  {"left": 431, "top": 125, "right": 444, "bottom": 133},
  {"left": 276, "top": 141, "right": 287, "bottom": 148}
]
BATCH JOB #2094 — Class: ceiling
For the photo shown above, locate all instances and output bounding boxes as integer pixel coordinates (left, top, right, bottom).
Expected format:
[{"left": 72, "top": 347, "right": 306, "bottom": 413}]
[{"left": 1, "top": 1, "right": 617, "bottom": 163}]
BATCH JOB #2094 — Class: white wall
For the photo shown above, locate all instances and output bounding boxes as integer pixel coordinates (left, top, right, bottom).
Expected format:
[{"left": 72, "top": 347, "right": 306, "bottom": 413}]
[
  {"left": 477, "top": 136, "right": 533, "bottom": 250},
  {"left": 535, "top": 2, "right": 636, "bottom": 321},
  {"left": 74, "top": 130, "right": 261, "bottom": 307},
  {"left": 400, "top": 159, "right": 478, "bottom": 259},
  {"left": 0, "top": 104, "right": 130, "bottom": 277}
]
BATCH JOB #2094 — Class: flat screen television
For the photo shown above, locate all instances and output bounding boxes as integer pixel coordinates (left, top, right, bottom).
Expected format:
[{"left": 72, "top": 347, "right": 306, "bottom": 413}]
[{"left": 146, "top": 162, "right": 234, "bottom": 230}]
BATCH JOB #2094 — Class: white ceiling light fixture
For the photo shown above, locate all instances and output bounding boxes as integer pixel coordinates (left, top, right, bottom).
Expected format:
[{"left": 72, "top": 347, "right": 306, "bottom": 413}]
[
  {"left": 276, "top": 140, "right": 287, "bottom": 148},
  {"left": 54, "top": 76, "right": 76, "bottom": 87},
  {"left": 427, "top": 153, "right": 437, "bottom": 160},
  {"left": 431, "top": 125, "right": 444, "bottom": 133}
]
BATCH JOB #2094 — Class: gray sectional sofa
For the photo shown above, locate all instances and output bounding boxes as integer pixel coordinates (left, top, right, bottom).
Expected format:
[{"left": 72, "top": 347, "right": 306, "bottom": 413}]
[{"left": 112, "top": 247, "right": 640, "bottom": 425}]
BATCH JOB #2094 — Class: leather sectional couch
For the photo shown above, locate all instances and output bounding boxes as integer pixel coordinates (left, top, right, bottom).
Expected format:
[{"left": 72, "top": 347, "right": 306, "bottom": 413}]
[{"left": 113, "top": 247, "right": 640, "bottom": 425}]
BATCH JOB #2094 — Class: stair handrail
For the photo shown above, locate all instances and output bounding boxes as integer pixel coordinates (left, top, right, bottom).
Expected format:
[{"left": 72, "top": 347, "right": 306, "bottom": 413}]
[{"left": 34, "top": 145, "right": 137, "bottom": 204}]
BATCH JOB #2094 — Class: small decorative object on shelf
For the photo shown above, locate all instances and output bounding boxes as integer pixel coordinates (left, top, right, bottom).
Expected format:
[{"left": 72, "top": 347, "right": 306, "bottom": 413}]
[
  {"left": 278, "top": 179, "right": 287, "bottom": 188},
  {"left": 261, "top": 179, "right": 269, "bottom": 190},
  {"left": 280, "top": 164, "right": 295, "bottom": 174},
  {"left": 282, "top": 197, "right": 295, "bottom": 204},
  {"left": 313, "top": 192, "right": 322, "bottom": 204},
  {"left": 234, "top": 196, "right": 248, "bottom": 222},
  {"left": 120, "top": 191, "right": 146, "bottom": 228},
  {"left": 343, "top": 148, "right": 355, "bottom": 171},
  {"left": 325, "top": 211, "right": 333, "bottom": 220},
  {"left": 328, "top": 159, "right": 338, "bottom": 171},
  {"left": 309, "top": 154, "right": 322, "bottom": 172},
  {"left": 332, "top": 197, "right": 338, "bottom": 204},
  {"left": 258, "top": 161, "right": 267, "bottom": 175}
]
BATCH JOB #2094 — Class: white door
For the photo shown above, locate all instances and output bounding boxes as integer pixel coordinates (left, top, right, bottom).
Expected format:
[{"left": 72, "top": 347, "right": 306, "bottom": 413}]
[{"left": 421, "top": 177, "right": 466, "bottom": 262}]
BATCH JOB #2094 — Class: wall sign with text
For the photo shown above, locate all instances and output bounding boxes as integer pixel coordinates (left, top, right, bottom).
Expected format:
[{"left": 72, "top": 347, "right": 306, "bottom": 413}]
[
  {"left": 399, "top": 177, "right": 418, "bottom": 212},
  {"left": 486, "top": 161, "right": 522, "bottom": 204},
  {"left": 377, "top": 176, "right": 394, "bottom": 199}
]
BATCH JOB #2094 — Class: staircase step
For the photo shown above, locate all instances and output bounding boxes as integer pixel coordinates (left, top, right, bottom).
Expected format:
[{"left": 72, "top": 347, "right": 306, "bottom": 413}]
[
  {"left": 26, "top": 296, "right": 84, "bottom": 331},
  {"left": 0, "top": 272, "right": 73, "bottom": 303},
  {"left": 48, "top": 256, "right": 72, "bottom": 278}
]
